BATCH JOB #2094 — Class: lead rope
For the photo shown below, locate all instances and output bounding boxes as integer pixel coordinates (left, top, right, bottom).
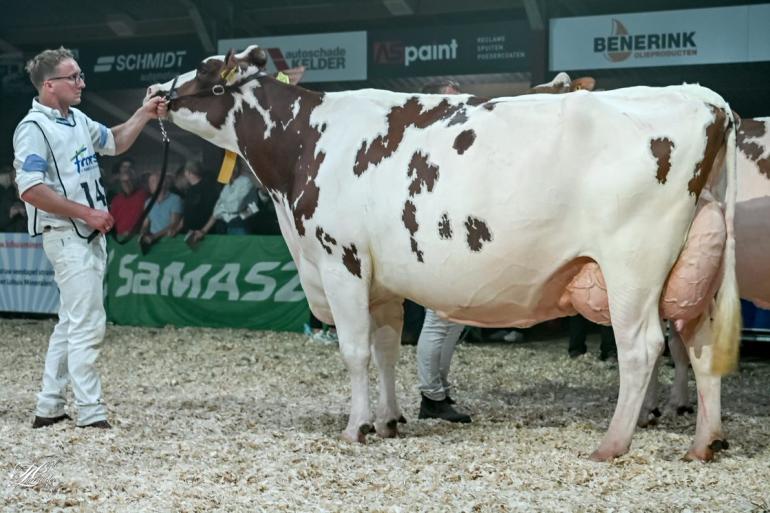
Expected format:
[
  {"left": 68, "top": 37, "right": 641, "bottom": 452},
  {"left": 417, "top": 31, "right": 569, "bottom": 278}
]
[{"left": 110, "top": 113, "right": 172, "bottom": 246}]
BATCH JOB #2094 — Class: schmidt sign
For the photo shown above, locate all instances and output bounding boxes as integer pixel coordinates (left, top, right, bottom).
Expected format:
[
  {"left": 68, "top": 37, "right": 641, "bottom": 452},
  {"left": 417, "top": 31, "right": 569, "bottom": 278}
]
[
  {"left": 219, "top": 32, "right": 367, "bottom": 83},
  {"left": 550, "top": 5, "right": 770, "bottom": 70},
  {"left": 74, "top": 38, "right": 203, "bottom": 89}
]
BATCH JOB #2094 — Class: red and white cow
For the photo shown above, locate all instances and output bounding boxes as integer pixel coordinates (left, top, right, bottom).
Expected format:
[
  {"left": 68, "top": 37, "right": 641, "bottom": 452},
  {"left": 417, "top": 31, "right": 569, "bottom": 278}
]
[
  {"left": 644, "top": 117, "right": 770, "bottom": 420},
  {"left": 146, "top": 47, "right": 740, "bottom": 461}
]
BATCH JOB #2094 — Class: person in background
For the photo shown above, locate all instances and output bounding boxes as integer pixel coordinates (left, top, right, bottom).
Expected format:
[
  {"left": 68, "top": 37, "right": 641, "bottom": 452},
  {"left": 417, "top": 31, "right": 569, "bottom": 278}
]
[
  {"left": 240, "top": 172, "right": 280, "bottom": 236},
  {"left": 172, "top": 161, "right": 190, "bottom": 199},
  {"left": 188, "top": 162, "right": 253, "bottom": 243},
  {"left": 415, "top": 80, "right": 471, "bottom": 423},
  {"left": 109, "top": 162, "right": 148, "bottom": 236},
  {"left": 170, "top": 160, "right": 219, "bottom": 237},
  {"left": 568, "top": 314, "right": 617, "bottom": 361},
  {"left": 139, "top": 168, "right": 182, "bottom": 251},
  {"left": 105, "top": 156, "right": 135, "bottom": 204},
  {"left": 0, "top": 166, "right": 27, "bottom": 232},
  {"left": 13, "top": 46, "right": 167, "bottom": 429}
]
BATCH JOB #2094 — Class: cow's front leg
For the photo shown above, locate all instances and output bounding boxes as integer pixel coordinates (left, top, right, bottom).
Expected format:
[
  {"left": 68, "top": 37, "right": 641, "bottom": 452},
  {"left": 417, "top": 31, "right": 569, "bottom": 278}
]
[
  {"left": 322, "top": 265, "right": 374, "bottom": 443},
  {"left": 680, "top": 317, "right": 728, "bottom": 461},
  {"left": 370, "top": 298, "right": 405, "bottom": 438},
  {"left": 667, "top": 328, "right": 694, "bottom": 415}
]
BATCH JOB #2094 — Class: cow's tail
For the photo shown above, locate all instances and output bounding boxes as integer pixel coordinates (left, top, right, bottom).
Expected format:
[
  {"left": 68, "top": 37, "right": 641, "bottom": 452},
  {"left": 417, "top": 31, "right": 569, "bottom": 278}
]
[{"left": 711, "top": 111, "right": 741, "bottom": 375}]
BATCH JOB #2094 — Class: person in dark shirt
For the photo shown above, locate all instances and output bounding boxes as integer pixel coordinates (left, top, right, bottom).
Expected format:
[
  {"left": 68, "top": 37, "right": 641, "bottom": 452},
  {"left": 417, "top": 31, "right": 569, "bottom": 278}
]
[
  {"left": 0, "top": 166, "right": 27, "bottom": 232},
  {"left": 172, "top": 160, "right": 220, "bottom": 236}
]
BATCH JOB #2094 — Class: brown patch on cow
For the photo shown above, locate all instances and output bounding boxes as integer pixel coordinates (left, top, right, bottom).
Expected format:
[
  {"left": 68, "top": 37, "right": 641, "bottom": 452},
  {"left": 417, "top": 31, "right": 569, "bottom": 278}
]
[
  {"left": 447, "top": 109, "right": 468, "bottom": 126},
  {"left": 233, "top": 77, "right": 326, "bottom": 236},
  {"left": 650, "top": 137, "right": 675, "bottom": 184},
  {"left": 738, "top": 118, "right": 770, "bottom": 179},
  {"left": 402, "top": 200, "right": 418, "bottom": 235},
  {"left": 466, "top": 96, "right": 488, "bottom": 106},
  {"left": 738, "top": 118, "right": 767, "bottom": 144},
  {"left": 402, "top": 200, "right": 424, "bottom": 262},
  {"left": 315, "top": 226, "right": 337, "bottom": 255},
  {"left": 354, "top": 97, "right": 463, "bottom": 176},
  {"left": 689, "top": 106, "right": 728, "bottom": 199},
  {"left": 407, "top": 152, "right": 439, "bottom": 197},
  {"left": 453, "top": 129, "right": 476, "bottom": 155},
  {"left": 342, "top": 244, "right": 362, "bottom": 278},
  {"left": 438, "top": 213, "right": 453, "bottom": 239},
  {"left": 465, "top": 216, "right": 492, "bottom": 252}
]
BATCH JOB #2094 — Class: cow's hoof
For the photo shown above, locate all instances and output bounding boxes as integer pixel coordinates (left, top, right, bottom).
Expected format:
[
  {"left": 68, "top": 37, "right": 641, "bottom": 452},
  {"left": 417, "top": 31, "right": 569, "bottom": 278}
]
[
  {"left": 683, "top": 441, "right": 726, "bottom": 462},
  {"left": 676, "top": 405, "right": 695, "bottom": 415},
  {"left": 340, "top": 423, "right": 372, "bottom": 444},
  {"left": 708, "top": 439, "right": 729, "bottom": 452},
  {"left": 637, "top": 411, "right": 659, "bottom": 428},
  {"left": 376, "top": 418, "right": 400, "bottom": 438}
]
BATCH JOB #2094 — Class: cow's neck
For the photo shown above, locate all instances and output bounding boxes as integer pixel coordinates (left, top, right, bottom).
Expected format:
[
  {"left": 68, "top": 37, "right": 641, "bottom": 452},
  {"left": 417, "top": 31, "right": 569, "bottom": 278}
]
[{"left": 235, "top": 78, "right": 326, "bottom": 237}]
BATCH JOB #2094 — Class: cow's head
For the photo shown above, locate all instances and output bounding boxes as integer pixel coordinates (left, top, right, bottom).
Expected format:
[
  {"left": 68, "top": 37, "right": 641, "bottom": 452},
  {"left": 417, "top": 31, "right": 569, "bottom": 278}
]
[
  {"left": 144, "top": 45, "right": 269, "bottom": 143},
  {"left": 528, "top": 72, "right": 596, "bottom": 94}
]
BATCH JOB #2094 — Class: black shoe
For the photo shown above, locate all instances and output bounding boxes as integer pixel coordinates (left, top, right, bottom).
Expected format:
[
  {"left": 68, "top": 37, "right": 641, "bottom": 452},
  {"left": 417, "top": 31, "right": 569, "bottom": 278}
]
[
  {"left": 78, "top": 420, "right": 111, "bottom": 429},
  {"left": 32, "top": 414, "right": 71, "bottom": 429},
  {"left": 599, "top": 351, "right": 617, "bottom": 362},
  {"left": 445, "top": 395, "right": 456, "bottom": 405},
  {"left": 418, "top": 394, "right": 471, "bottom": 423},
  {"left": 568, "top": 349, "right": 587, "bottom": 359}
]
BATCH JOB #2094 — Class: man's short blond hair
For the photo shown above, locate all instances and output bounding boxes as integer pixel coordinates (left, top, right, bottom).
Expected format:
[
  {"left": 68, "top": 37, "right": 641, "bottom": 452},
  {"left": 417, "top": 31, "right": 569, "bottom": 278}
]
[{"left": 25, "top": 47, "right": 75, "bottom": 91}]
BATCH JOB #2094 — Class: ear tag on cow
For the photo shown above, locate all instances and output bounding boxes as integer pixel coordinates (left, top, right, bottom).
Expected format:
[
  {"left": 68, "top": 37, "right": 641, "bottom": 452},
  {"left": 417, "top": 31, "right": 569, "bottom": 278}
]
[
  {"left": 217, "top": 151, "right": 237, "bottom": 184},
  {"left": 221, "top": 67, "right": 238, "bottom": 84},
  {"left": 276, "top": 71, "right": 290, "bottom": 84}
]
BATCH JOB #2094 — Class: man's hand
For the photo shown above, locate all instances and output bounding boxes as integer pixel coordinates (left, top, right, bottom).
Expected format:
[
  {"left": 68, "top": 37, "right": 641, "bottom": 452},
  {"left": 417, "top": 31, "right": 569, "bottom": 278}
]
[
  {"left": 83, "top": 209, "right": 115, "bottom": 234},
  {"left": 140, "top": 96, "right": 169, "bottom": 121},
  {"left": 190, "top": 230, "right": 206, "bottom": 243}
]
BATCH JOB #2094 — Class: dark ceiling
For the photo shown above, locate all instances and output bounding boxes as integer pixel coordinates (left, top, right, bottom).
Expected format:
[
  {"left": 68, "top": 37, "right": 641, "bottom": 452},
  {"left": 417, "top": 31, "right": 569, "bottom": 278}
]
[{"left": 3, "top": 0, "right": 768, "bottom": 49}]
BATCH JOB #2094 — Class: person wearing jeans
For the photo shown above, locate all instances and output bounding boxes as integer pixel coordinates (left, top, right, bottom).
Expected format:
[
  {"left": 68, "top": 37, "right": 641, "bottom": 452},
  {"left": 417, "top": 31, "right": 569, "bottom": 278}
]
[
  {"left": 416, "top": 309, "right": 471, "bottom": 423},
  {"left": 13, "top": 46, "right": 167, "bottom": 429}
]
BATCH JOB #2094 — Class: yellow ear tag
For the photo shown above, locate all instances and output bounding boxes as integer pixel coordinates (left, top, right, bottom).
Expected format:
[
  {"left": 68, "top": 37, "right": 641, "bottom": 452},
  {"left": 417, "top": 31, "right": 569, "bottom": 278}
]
[
  {"left": 276, "top": 71, "right": 290, "bottom": 84},
  {"left": 217, "top": 151, "right": 237, "bottom": 184},
  {"left": 220, "top": 67, "right": 238, "bottom": 83}
]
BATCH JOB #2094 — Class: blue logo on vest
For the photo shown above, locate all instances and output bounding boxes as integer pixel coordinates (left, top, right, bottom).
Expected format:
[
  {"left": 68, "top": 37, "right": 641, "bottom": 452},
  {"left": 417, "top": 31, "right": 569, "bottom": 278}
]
[{"left": 72, "top": 146, "right": 99, "bottom": 174}]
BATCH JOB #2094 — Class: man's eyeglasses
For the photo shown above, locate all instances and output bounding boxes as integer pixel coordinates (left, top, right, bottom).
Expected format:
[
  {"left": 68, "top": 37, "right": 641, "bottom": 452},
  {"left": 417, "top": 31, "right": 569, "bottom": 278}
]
[{"left": 46, "top": 72, "right": 85, "bottom": 84}]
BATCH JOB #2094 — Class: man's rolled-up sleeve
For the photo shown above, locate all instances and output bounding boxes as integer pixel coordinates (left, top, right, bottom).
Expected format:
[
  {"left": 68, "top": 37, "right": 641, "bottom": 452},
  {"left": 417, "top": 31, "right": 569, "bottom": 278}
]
[
  {"left": 13, "top": 123, "right": 48, "bottom": 197},
  {"left": 86, "top": 116, "right": 116, "bottom": 156}
]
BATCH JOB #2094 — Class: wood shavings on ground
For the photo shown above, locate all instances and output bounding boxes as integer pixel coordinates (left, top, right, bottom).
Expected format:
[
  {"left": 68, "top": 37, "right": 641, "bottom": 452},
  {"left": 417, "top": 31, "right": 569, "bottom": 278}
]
[{"left": 1, "top": 319, "right": 768, "bottom": 512}]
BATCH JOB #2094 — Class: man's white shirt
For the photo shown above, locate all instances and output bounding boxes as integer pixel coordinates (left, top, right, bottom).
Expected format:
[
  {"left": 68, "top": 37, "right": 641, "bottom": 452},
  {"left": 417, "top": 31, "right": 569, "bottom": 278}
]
[{"left": 13, "top": 99, "right": 116, "bottom": 236}]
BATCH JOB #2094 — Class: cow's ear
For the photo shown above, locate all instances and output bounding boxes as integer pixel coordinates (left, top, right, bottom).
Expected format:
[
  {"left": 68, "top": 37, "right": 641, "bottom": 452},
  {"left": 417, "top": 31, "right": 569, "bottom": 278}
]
[
  {"left": 571, "top": 77, "right": 596, "bottom": 91},
  {"left": 220, "top": 48, "right": 240, "bottom": 83},
  {"left": 247, "top": 47, "right": 268, "bottom": 69},
  {"left": 283, "top": 66, "right": 305, "bottom": 85}
]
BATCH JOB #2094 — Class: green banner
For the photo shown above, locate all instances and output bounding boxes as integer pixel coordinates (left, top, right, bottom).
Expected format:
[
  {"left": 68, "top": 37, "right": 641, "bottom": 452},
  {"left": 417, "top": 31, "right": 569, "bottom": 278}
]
[{"left": 106, "top": 235, "right": 309, "bottom": 332}]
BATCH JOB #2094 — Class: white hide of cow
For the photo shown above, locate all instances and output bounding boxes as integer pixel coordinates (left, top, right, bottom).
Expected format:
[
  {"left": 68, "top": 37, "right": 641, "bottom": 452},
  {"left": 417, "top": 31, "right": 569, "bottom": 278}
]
[
  {"left": 645, "top": 117, "right": 770, "bottom": 421},
  {"left": 146, "top": 46, "right": 740, "bottom": 461}
]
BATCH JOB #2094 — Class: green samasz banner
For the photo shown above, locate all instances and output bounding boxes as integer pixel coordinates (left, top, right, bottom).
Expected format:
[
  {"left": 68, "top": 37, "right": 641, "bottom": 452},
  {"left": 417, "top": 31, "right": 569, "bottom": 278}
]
[{"left": 106, "top": 235, "right": 309, "bottom": 332}]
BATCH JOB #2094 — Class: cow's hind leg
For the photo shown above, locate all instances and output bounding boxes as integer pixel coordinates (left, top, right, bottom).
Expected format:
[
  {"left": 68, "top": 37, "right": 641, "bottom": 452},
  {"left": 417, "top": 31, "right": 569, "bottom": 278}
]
[
  {"left": 667, "top": 326, "right": 693, "bottom": 415},
  {"left": 638, "top": 354, "right": 663, "bottom": 427},
  {"left": 679, "top": 316, "right": 728, "bottom": 461},
  {"left": 591, "top": 302, "right": 665, "bottom": 461},
  {"left": 370, "top": 298, "right": 405, "bottom": 438}
]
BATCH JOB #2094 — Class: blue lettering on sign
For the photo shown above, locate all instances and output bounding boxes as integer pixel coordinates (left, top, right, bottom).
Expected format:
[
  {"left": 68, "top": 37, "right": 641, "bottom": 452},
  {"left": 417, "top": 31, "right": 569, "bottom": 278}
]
[{"left": 71, "top": 146, "right": 99, "bottom": 174}]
